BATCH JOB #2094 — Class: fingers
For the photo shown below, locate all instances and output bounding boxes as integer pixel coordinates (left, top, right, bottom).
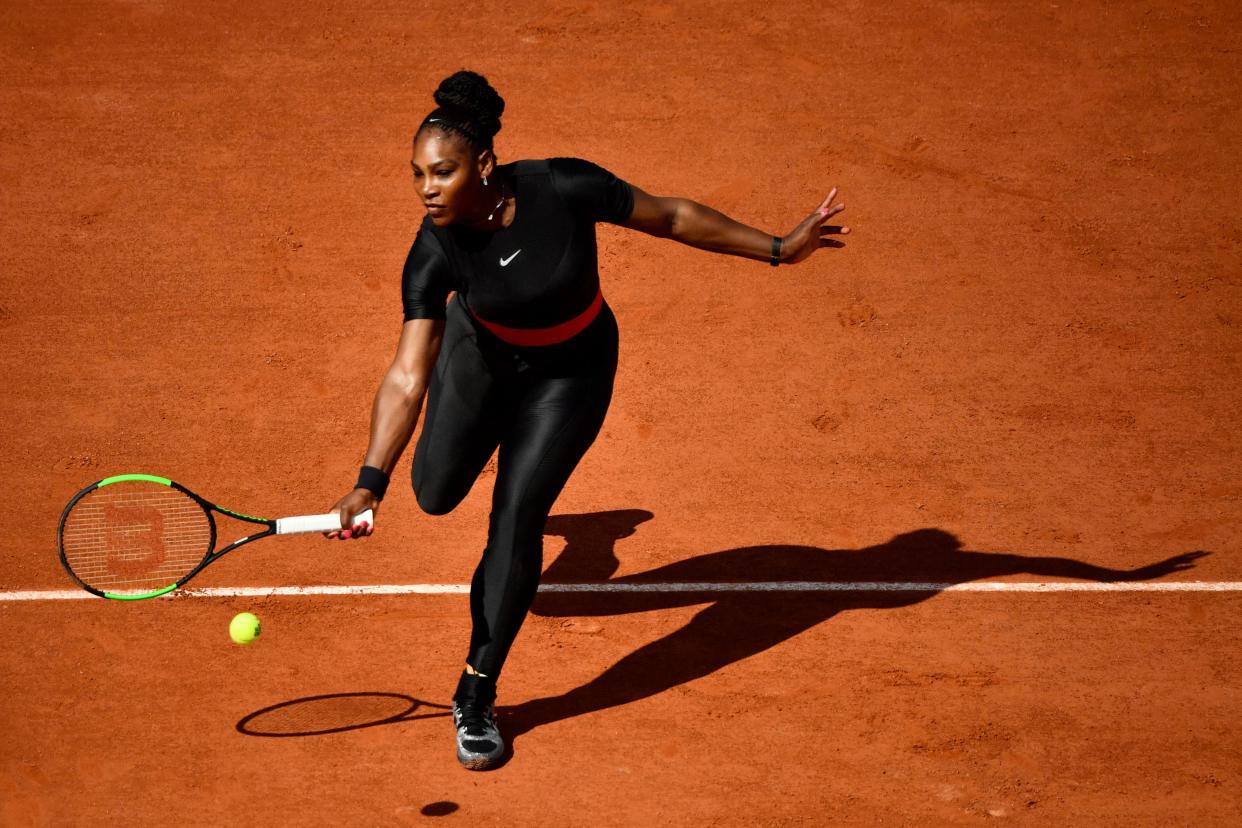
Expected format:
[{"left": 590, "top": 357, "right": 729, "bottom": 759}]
[
  {"left": 337, "top": 517, "right": 371, "bottom": 540},
  {"left": 818, "top": 202, "right": 846, "bottom": 222},
  {"left": 324, "top": 501, "right": 376, "bottom": 541},
  {"left": 815, "top": 188, "right": 844, "bottom": 219},
  {"left": 790, "top": 190, "right": 845, "bottom": 240},
  {"left": 816, "top": 187, "right": 838, "bottom": 215},
  {"left": 818, "top": 221, "right": 850, "bottom": 249}
]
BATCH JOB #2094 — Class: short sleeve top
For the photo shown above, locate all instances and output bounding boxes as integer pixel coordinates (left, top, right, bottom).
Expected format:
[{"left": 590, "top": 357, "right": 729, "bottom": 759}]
[{"left": 400, "top": 158, "right": 634, "bottom": 329}]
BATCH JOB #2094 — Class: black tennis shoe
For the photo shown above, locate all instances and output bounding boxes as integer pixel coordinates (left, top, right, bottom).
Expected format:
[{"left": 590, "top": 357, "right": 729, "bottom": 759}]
[
  {"left": 452, "top": 698, "right": 504, "bottom": 769},
  {"left": 452, "top": 670, "right": 504, "bottom": 770}
]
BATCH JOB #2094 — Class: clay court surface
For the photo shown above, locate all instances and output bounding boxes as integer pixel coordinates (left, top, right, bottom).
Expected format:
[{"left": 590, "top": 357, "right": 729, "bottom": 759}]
[{"left": 3, "top": 0, "right": 1241, "bottom": 824}]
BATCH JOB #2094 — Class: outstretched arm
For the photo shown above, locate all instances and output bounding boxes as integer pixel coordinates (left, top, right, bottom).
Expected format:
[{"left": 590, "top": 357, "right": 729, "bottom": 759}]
[
  {"left": 325, "top": 318, "right": 445, "bottom": 538},
  {"left": 621, "top": 185, "right": 849, "bottom": 265}
]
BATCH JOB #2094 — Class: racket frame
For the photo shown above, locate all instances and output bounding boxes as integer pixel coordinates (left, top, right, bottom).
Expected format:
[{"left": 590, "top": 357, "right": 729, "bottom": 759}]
[{"left": 58, "top": 473, "right": 279, "bottom": 601}]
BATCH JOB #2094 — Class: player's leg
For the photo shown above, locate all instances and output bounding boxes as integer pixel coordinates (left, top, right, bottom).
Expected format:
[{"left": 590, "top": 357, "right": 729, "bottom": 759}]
[
  {"left": 410, "top": 297, "right": 507, "bottom": 515},
  {"left": 452, "top": 365, "right": 616, "bottom": 767},
  {"left": 452, "top": 307, "right": 618, "bottom": 769},
  {"left": 468, "top": 373, "right": 616, "bottom": 675},
  {"left": 466, "top": 311, "right": 620, "bottom": 679}
]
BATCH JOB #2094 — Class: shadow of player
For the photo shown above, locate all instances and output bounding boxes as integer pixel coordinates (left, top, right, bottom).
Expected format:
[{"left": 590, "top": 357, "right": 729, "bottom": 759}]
[{"left": 499, "top": 509, "right": 1207, "bottom": 745}]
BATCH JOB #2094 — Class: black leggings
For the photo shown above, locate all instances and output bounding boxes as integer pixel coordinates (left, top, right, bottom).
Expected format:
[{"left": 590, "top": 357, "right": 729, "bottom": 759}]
[{"left": 411, "top": 293, "right": 618, "bottom": 679}]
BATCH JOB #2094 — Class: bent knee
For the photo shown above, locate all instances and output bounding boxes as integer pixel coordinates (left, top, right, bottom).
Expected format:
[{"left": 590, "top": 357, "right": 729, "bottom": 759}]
[{"left": 415, "top": 485, "right": 459, "bottom": 516}]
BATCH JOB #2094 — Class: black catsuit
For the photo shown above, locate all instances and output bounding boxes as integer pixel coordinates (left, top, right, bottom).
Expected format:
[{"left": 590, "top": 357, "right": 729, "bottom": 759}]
[{"left": 402, "top": 157, "right": 634, "bottom": 678}]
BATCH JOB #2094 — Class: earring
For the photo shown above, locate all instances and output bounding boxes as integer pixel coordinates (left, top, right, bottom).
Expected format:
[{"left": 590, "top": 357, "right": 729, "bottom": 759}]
[{"left": 482, "top": 175, "right": 489, "bottom": 187}]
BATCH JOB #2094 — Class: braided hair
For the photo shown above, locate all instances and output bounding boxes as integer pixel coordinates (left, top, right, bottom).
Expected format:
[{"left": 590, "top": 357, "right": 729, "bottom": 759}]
[{"left": 416, "top": 70, "right": 505, "bottom": 152}]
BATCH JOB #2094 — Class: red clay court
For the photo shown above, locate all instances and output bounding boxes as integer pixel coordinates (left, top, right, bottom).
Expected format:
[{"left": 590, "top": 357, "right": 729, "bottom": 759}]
[{"left": 2, "top": 1, "right": 1240, "bottom": 824}]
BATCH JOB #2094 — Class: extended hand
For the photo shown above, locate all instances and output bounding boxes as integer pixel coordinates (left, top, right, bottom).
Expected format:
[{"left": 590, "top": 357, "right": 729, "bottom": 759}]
[
  {"left": 780, "top": 188, "right": 849, "bottom": 265},
  {"left": 324, "top": 488, "right": 379, "bottom": 540}
]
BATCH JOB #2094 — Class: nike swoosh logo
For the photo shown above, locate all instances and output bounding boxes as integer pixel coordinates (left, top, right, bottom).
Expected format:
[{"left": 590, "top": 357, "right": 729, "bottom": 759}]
[{"left": 499, "top": 250, "right": 522, "bottom": 267}]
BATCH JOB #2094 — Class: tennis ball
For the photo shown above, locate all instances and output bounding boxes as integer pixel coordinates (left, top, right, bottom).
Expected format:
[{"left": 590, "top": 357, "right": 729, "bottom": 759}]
[{"left": 229, "top": 612, "right": 261, "bottom": 645}]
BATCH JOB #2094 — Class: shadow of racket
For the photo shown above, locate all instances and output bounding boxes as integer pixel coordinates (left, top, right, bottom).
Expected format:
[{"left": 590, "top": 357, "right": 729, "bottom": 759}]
[{"left": 236, "top": 692, "right": 450, "bottom": 738}]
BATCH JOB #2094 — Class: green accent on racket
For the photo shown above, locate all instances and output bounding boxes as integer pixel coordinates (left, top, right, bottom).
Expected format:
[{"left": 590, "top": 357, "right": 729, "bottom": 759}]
[
  {"left": 98, "top": 473, "right": 173, "bottom": 487},
  {"left": 104, "top": 583, "right": 179, "bottom": 600},
  {"left": 216, "top": 505, "right": 269, "bottom": 522}
]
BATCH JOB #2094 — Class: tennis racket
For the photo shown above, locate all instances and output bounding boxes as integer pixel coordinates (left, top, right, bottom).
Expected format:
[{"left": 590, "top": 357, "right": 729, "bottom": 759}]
[{"left": 57, "top": 473, "right": 373, "bottom": 600}]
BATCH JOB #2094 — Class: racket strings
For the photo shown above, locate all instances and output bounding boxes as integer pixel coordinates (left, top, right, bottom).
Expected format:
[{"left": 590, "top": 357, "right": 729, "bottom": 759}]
[{"left": 60, "top": 483, "right": 212, "bottom": 592}]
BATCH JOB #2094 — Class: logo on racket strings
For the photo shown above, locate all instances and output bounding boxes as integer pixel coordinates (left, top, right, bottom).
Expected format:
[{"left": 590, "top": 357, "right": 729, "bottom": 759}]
[{"left": 103, "top": 504, "right": 168, "bottom": 575}]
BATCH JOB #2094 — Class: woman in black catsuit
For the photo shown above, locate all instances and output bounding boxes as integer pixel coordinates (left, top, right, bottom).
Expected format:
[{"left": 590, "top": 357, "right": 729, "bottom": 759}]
[{"left": 328, "top": 70, "right": 849, "bottom": 770}]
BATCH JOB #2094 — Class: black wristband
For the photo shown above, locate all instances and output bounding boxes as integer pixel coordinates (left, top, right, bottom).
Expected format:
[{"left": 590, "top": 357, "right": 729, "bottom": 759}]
[
  {"left": 770, "top": 235, "right": 782, "bottom": 267},
  {"left": 355, "top": 465, "right": 389, "bottom": 500}
]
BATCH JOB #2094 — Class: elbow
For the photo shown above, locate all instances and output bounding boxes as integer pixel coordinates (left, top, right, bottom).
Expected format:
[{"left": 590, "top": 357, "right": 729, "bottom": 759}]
[
  {"left": 666, "top": 199, "right": 690, "bottom": 239},
  {"left": 385, "top": 367, "right": 428, "bottom": 404}
]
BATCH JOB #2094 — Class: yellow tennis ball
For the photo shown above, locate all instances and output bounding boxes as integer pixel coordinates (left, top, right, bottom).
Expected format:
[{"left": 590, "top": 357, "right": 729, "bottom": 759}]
[{"left": 229, "top": 612, "right": 261, "bottom": 645}]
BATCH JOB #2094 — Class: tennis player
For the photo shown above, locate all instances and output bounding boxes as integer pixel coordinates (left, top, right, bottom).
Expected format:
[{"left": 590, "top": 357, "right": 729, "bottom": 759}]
[{"left": 328, "top": 70, "right": 849, "bottom": 770}]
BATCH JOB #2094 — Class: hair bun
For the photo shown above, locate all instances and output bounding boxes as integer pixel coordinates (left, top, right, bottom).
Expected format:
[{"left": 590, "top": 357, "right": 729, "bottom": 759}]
[{"left": 433, "top": 70, "right": 505, "bottom": 139}]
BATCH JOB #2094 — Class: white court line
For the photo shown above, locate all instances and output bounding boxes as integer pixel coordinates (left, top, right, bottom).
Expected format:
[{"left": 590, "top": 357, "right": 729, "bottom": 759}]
[{"left": 3, "top": 581, "right": 1242, "bottom": 601}]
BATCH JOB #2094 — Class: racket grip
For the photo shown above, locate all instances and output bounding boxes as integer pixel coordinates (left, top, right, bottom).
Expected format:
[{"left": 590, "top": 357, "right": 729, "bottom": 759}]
[{"left": 276, "top": 509, "right": 374, "bottom": 535}]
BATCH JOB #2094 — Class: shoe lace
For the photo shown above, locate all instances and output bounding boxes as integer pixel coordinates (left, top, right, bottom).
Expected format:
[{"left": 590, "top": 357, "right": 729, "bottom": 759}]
[{"left": 457, "top": 698, "right": 496, "bottom": 735}]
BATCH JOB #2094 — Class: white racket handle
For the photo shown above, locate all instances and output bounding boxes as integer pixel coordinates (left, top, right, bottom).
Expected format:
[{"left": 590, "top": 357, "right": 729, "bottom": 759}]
[{"left": 275, "top": 509, "right": 374, "bottom": 535}]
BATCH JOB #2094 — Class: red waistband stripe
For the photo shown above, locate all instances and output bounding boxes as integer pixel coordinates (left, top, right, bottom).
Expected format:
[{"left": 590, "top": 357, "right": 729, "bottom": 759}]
[{"left": 466, "top": 288, "right": 604, "bottom": 347}]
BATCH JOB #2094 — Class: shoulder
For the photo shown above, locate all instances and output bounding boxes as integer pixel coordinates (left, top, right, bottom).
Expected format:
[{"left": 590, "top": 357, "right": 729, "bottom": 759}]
[
  {"left": 543, "top": 157, "right": 634, "bottom": 223},
  {"left": 543, "top": 157, "right": 627, "bottom": 195},
  {"left": 401, "top": 217, "right": 454, "bottom": 321},
  {"left": 507, "top": 159, "right": 551, "bottom": 177},
  {"left": 416, "top": 214, "right": 449, "bottom": 248},
  {"left": 545, "top": 156, "right": 615, "bottom": 179},
  {"left": 505, "top": 157, "right": 626, "bottom": 187},
  {"left": 404, "top": 215, "right": 450, "bottom": 267}
]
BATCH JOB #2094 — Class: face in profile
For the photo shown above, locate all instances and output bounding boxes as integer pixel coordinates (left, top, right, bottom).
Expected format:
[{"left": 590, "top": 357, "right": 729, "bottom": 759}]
[{"left": 410, "top": 130, "right": 487, "bottom": 226}]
